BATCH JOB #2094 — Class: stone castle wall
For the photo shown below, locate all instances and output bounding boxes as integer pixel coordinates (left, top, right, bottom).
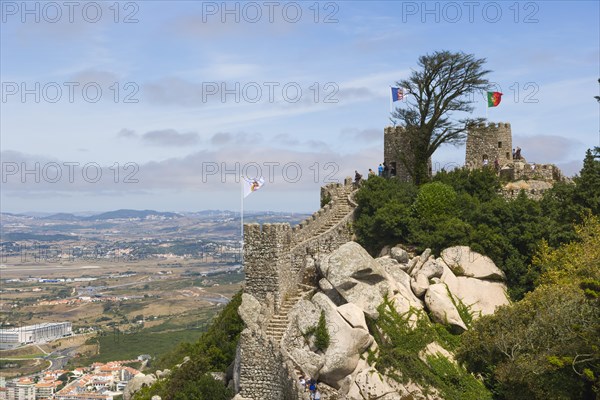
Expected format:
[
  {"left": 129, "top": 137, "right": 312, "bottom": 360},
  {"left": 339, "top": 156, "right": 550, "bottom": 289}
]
[
  {"left": 243, "top": 179, "right": 355, "bottom": 313},
  {"left": 239, "top": 179, "right": 357, "bottom": 400},
  {"left": 465, "top": 121, "right": 566, "bottom": 201},
  {"left": 243, "top": 223, "right": 293, "bottom": 313},
  {"left": 238, "top": 330, "right": 300, "bottom": 400},
  {"left": 500, "top": 161, "right": 563, "bottom": 182},
  {"left": 466, "top": 122, "right": 513, "bottom": 168},
  {"left": 292, "top": 179, "right": 352, "bottom": 245},
  {"left": 384, "top": 126, "right": 432, "bottom": 182}
]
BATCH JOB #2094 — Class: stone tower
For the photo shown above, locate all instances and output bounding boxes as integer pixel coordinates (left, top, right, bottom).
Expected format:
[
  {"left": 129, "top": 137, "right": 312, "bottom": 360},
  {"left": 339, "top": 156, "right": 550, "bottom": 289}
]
[
  {"left": 465, "top": 122, "right": 513, "bottom": 169},
  {"left": 384, "top": 126, "right": 431, "bottom": 182}
]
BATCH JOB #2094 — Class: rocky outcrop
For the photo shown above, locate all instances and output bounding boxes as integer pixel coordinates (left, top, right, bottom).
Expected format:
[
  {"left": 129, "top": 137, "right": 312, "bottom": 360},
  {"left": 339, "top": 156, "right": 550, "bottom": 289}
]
[
  {"left": 424, "top": 284, "right": 467, "bottom": 331},
  {"left": 313, "top": 293, "right": 374, "bottom": 388},
  {"left": 337, "top": 303, "right": 369, "bottom": 331},
  {"left": 238, "top": 240, "right": 508, "bottom": 400},
  {"left": 319, "top": 242, "right": 389, "bottom": 319},
  {"left": 440, "top": 262, "right": 510, "bottom": 316},
  {"left": 238, "top": 293, "right": 265, "bottom": 332},
  {"left": 441, "top": 246, "right": 506, "bottom": 281},
  {"left": 390, "top": 246, "right": 410, "bottom": 264},
  {"left": 123, "top": 373, "right": 157, "bottom": 400},
  {"left": 352, "top": 368, "right": 401, "bottom": 400}
]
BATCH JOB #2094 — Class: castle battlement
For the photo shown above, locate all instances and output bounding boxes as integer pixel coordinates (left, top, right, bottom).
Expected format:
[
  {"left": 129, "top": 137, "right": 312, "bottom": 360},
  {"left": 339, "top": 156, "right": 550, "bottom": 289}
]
[
  {"left": 239, "top": 179, "right": 357, "bottom": 399},
  {"left": 384, "top": 126, "right": 432, "bottom": 182},
  {"left": 243, "top": 222, "right": 293, "bottom": 310},
  {"left": 466, "top": 121, "right": 513, "bottom": 169},
  {"left": 243, "top": 178, "right": 356, "bottom": 313},
  {"left": 473, "top": 122, "right": 511, "bottom": 129},
  {"left": 290, "top": 179, "right": 353, "bottom": 244}
]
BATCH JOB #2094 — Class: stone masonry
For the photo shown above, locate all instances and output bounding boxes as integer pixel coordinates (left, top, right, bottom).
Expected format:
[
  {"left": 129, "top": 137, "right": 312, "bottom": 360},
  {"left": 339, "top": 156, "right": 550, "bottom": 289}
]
[
  {"left": 384, "top": 125, "right": 432, "bottom": 182},
  {"left": 238, "top": 178, "right": 357, "bottom": 400},
  {"left": 465, "top": 122, "right": 513, "bottom": 168},
  {"left": 465, "top": 121, "right": 566, "bottom": 200}
]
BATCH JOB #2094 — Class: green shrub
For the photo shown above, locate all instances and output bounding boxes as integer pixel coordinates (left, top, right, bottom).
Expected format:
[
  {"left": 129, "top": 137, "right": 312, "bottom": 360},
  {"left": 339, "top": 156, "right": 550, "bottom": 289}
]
[
  {"left": 368, "top": 298, "right": 492, "bottom": 400},
  {"left": 314, "top": 311, "right": 330, "bottom": 351},
  {"left": 413, "top": 182, "right": 458, "bottom": 220},
  {"left": 133, "top": 291, "right": 243, "bottom": 400}
]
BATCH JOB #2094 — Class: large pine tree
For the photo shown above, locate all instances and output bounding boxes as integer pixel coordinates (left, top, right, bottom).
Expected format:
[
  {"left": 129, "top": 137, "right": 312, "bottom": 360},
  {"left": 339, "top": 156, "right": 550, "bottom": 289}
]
[{"left": 392, "top": 51, "right": 491, "bottom": 184}]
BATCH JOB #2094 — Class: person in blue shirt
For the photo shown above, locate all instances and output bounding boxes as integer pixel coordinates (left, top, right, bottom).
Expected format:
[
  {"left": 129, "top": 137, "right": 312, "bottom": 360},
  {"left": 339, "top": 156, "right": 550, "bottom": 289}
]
[{"left": 378, "top": 163, "right": 384, "bottom": 176}]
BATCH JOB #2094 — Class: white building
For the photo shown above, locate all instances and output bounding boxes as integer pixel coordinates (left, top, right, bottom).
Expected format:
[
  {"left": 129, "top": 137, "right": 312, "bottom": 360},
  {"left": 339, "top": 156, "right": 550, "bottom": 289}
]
[
  {"left": 5, "top": 379, "right": 35, "bottom": 400},
  {"left": 0, "top": 322, "right": 72, "bottom": 349}
]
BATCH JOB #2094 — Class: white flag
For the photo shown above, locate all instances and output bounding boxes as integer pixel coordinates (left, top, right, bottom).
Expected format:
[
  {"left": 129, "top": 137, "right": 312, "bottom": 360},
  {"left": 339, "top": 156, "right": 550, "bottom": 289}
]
[{"left": 243, "top": 177, "right": 265, "bottom": 198}]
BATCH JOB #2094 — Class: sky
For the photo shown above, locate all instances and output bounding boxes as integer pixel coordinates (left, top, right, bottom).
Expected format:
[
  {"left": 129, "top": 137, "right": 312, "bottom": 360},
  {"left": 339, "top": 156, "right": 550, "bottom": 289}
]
[{"left": 1, "top": 0, "right": 599, "bottom": 213}]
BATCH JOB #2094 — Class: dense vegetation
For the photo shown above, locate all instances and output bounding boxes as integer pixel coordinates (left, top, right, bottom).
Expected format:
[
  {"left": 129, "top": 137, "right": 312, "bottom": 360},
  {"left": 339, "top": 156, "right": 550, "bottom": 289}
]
[
  {"left": 356, "top": 148, "right": 600, "bottom": 398},
  {"left": 355, "top": 149, "right": 600, "bottom": 300},
  {"left": 77, "top": 329, "right": 205, "bottom": 365},
  {"left": 127, "top": 150, "right": 598, "bottom": 400},
  {"left": 134, "top": 291, "right": 243, "bottom": 400},
  {"left": 458, "top": 216, "right": 600, "bottom": 398},
  {"left": 368, "top": 300, "right": 492, "bottom": 400}
]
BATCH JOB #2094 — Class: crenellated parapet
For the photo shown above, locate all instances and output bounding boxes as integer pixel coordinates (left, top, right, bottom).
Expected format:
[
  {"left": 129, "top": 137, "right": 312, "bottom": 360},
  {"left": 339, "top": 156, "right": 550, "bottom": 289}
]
[
  {"left": 243, "top": 178, "right": 356, "bottom": 313},
  {"left": 384, "top": 126, "right": 433, "bottom": 182},
  {"left": 503, "top": 161, "right": 563, "bottom": 182},
  {"left": 466, "top": 122, "right": 513, "bottom": 169},
  {"left": 292, "top": 178, "right": 354, "bottom": 245},
  {"left": 239, "top": 180, "right": 358, "bottom": 400},
  {"left": 243, "top": 223, "right": 293, "bottom": 311}
]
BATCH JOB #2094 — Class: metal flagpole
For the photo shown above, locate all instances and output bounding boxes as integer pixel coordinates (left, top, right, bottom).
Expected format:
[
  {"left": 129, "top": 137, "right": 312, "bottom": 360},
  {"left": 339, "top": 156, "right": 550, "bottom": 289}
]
[{"left": 240, "top": 178, "right": 244, "bottom": 266}]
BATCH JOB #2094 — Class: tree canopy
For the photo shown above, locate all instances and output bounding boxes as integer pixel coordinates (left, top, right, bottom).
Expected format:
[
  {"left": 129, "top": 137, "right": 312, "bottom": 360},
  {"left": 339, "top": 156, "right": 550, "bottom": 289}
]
[{"left": 392, "top": 51, "right": 491, "bottom": 184}]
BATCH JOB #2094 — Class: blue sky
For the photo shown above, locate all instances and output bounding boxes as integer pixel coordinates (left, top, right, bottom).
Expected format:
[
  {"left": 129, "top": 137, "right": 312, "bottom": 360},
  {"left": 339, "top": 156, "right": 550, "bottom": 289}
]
[{"left": 1, "top": 0, "right": 598, "bottom": 213}]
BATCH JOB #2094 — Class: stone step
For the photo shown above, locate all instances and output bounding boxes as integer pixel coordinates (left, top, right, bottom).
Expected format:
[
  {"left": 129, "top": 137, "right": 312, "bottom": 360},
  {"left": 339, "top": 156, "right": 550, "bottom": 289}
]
[
  {"left": 266, "top": 323, "right": 287, "bottom": 329},
  {"left": 266, "top": 330, "right": 285, "bottom": 335},
  {"left": 268, "top": 319, "right": 289, "bottom": 325},
  {"left": 270, "top": 316, "right": 290, "bottom": 322}
]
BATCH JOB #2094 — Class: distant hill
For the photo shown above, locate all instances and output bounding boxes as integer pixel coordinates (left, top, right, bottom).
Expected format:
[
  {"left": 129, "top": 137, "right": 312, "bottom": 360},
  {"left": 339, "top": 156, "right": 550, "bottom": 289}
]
[
  {"left": 42, "top": 213, "right": 83, "bottom": 221},
  {"left": 86, "top": 209, "right": 182, "bottom": 220},
  {"left": 2, "top": 232, "right": 79, "bottom": 241}
]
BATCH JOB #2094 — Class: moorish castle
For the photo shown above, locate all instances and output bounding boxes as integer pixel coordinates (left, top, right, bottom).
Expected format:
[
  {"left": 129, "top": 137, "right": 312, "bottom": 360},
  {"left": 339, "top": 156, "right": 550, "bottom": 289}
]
[
  {"left": 228, "top": 122, "right": 565, "bottom": 399},
  {"left": 384, "top": 121, "right": 566, "bottom": 199}
]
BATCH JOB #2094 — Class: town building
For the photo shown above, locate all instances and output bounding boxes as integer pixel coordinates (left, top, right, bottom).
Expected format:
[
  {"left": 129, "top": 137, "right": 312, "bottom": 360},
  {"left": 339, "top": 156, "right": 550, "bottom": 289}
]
[
  {"left": 0, "top": 322, "right": 72, "bottom": 349},
  {"left": 5, "top": 378, "right": 35, "bottom": 400}
]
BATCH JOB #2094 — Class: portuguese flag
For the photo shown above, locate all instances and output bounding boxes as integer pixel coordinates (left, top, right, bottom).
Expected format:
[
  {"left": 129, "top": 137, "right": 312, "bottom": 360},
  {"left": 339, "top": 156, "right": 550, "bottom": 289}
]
[{"left": 487, "top": 91, "right": 503, "bottom": 107}]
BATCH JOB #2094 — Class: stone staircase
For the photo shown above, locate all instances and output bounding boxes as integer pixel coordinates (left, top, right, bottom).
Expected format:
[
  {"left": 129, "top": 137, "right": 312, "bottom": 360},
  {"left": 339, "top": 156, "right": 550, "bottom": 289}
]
[
  {"left": 265, "top": 288, "right": 310, "bottom": 341},
  {"left": 265, "top": 195, "right": 355, "bottom": 343},
  {"left": 314, "top": 201, "right": 352, "bottom": 235}
]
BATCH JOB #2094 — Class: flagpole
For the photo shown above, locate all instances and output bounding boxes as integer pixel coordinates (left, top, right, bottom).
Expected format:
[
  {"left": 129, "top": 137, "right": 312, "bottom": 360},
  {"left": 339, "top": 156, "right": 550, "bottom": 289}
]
[
  {"left": 389, "top": 86, "right": 393, "bottom": 114},
  {"left": 240, "top": 178, "right": 244, "bottom": 266}
]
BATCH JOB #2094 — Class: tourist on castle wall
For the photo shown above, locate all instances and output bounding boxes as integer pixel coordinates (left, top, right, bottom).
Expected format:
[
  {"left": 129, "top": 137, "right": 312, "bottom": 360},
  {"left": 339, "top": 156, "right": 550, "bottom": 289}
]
[
  {"left": 299, "top": 376, "right": 306, "bottom": 392},
  {"left": 354, "top": 170, "right": 363, "bottom": 187},
  {"left": 308, "top": 379, "right": 317, "bottom": 399},
  {"left": 378, "top": 163, "right": 384, "bottom": 176},
  {"left": 368, "top": 169, "right": 376, "bottom": 177}
]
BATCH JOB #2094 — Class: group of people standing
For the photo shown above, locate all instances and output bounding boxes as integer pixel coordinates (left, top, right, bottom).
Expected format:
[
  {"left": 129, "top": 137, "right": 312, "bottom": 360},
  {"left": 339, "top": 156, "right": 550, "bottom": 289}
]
[
  {"left": 377, "top": 162, "right": 396, "bottom": 177},
  {"left": 513, "top": 147, "right": 522, "bottom": 160},
  {"left": 299, "top": 376, "right": 321, "bottom": 399},
  {"left": 355, "top": 162, "right": 396, "bottom": 185},
  {"left": 482, "top": 146, "right": 524, "bottom": 171}
]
